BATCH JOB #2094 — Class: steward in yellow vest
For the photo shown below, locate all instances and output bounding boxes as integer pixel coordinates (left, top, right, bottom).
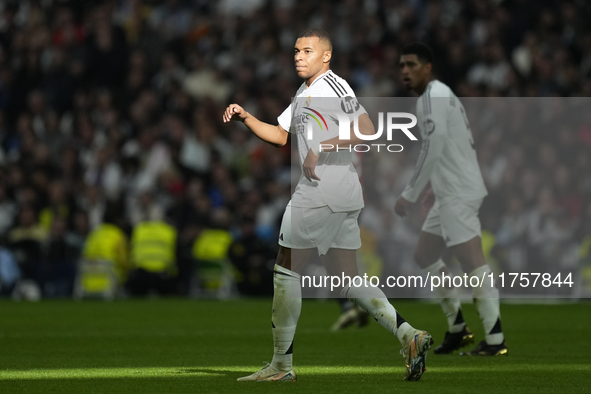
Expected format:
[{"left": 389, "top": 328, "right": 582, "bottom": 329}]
[
  {"left": 127, "top": 220, "right": 178, "bottom": 296},
  {"left": 82, "top": 223, "right": 129, "bottom": 283},
  {"left": 132, "top": 221, "right": 177, "bottom": 274}
]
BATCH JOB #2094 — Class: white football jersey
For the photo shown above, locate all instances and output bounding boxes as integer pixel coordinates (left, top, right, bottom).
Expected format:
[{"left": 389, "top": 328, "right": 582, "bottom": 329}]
[
  {"left": 401, "top": 80, "right": 488, "bottom": 203},
  {"left": 277, "top": 70, "right": 367, "bottom": 212}
]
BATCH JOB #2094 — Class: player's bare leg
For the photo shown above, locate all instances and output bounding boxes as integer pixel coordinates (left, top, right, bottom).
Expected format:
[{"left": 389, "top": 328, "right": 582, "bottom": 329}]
[
  {"left": 414, "top": 231, "right": 447, "bottom": 270},
  {"left": 452, "top": 236, "right": 507, "bottom": 356},
  {"left": 415, "top": 231, "right": 472, "bottom": 354},
  {"left": 322, "top": 248, "right": 433, "bottom": 381}
]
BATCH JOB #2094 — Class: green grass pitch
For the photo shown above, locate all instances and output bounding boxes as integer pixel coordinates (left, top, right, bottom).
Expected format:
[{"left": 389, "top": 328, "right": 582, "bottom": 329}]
[{"left": 0, "top": 298, "right": 589, "bottom": 393}]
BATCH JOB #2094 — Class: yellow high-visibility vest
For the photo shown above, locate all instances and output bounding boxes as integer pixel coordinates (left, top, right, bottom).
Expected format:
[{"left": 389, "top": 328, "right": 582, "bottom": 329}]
[
  {"left": 192, "top": 229, "right": 233, "bottom": 261},
  {"left": 481, "top": 230, "right": 495, "bottom": 260},
  {"left": 131, "top": 221, "right": 177, "bottom": 274},
  {"left": 192, "top": 229, "right": 233, "bottom": 290},
  {"left": 83, "top": 223, "right": 129, "bottom": 282},
  {"left": 579, "top": 235, "right": 591, "bottom": 259},
  {"left": 39, "top": 205, "right": 69, "bottom": 230}
]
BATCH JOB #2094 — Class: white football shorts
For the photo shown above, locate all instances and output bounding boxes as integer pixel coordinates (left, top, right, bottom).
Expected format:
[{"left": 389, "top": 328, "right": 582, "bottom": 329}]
[
  {"left": 422, "top": 198, "right": 483, "bottom": 247},
  {"left": 278, "top": 203, "right": 362, "bottom": 256}
]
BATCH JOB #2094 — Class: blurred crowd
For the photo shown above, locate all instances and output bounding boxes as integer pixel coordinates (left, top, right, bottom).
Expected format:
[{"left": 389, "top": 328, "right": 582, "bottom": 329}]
[{"left": 0, "top": 0, "right": 590, "bottom": 299}]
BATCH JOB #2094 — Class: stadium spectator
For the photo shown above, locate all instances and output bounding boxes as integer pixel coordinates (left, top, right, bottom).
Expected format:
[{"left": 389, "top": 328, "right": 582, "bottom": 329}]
[
  {"left": 192, "top": 207, "right": 234, "bottom": 296},
  {"left": 526, "top": 188, "right": 577, "bottom": 274},
  {"left": 9, "top": 205, "right": 47, "bottom": 284},
  {"left": 0, "top": 236, "right": 20, "bottom": 296},
  {"left": 42, "top": 216, "right": 78, "bottom": 297},
  {"left": 228, "top": 216, "right": 274, "bottom": 296},
  {"left": 495, "top": 194, "right": 529, "bottom": 273},
  {"left": 39, "top": 180, "right": 71, "bottom": 231},
  {"left": 81, "top": 204, "right": 129, "bottom": 292},
  {"left": 0, "top": 184, "right": 17, "bottom": 237},
  {"left": 127, "top": 208, "right": 178, "bottom": 296}
]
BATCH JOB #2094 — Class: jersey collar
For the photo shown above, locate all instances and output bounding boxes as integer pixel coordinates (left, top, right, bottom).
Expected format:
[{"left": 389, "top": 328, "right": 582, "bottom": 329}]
[
  {"left": 421, "top": 79, "right": 436, "bottom": 97},
  {"left": 307, "top": 69, "right": 332, "bottom": 89}
]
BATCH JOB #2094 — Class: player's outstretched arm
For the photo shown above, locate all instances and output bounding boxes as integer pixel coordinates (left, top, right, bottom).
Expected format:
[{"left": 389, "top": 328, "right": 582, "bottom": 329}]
[{"left": 222, "top": 104, "right": 288, "bottom": 147}]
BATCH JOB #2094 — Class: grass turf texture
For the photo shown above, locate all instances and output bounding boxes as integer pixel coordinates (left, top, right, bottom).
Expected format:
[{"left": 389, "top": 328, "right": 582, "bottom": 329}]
[{"left": 0, "top": 299, "right": 589, "bottom": 393}]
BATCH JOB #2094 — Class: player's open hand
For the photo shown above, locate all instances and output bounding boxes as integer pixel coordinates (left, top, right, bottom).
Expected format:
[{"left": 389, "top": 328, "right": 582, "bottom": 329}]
[
  {"left": 303, "top": 149, "right": 320, "bottom": 182},
  {"left": 223, "top": 104, "right": 248, "bottom": 123},
  {"left": 394, "top": 196, "right": 410, "bottom": 217},
  {"left": 421, "top": 187, "right": 435, "bottom": 214}
]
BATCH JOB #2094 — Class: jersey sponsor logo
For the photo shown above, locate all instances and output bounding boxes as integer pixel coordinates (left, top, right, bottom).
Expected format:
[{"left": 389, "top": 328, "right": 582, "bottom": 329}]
[
  {"left": 341, "top": 96, "right": 360, "bottom": 114},
  {"left": 424, "top": 119, "right": 436, "bottom": 136}
]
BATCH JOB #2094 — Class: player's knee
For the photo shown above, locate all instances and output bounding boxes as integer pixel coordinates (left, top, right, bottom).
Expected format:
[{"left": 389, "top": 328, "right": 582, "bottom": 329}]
[
  {"left": 458, "top": 258, "right": 485, "bottom": 274},
  {"left": 275, "top": 246, "right": 292, "bottom": 270},
  {"left": 452, "top": 237, "right": 485, "bottom": 272}
]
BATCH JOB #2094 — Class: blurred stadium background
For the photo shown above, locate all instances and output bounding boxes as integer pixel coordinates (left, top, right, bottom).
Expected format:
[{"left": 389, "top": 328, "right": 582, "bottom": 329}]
[
  {"left": 1, "top": 1, "right": 591, "bottom": 392},
  {"left": 1, "top": 0, "right": 590, "bottom": 300}
]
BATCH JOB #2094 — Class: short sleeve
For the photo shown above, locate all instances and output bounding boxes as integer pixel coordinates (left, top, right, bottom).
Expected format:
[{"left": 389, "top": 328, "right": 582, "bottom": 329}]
[
  {"left": 339, "top": 96, "right": 367, "bottom": 123},
  {"left": 277, "top": 104, "right": 292, "bottom": 132},
  {"left": 337, "top": 79, "right": 367, "bottom": 123}
]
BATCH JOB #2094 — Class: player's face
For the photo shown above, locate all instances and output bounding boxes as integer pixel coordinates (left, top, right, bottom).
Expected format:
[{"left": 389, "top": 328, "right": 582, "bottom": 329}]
[
  {"left": 399, "top": 54, "right": 431, "bottom": 92},
  {"left": 294, "top": 37, "right": 331, "bottom": 81}
]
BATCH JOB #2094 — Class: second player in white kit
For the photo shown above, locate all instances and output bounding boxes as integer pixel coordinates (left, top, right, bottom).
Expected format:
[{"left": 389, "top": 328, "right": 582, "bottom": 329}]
[
  {"left": 402, "top": 79, "right": 488, "bottom": 247},
  {"left": 396, "top": 42, "right": 507, "bottom": 357}
]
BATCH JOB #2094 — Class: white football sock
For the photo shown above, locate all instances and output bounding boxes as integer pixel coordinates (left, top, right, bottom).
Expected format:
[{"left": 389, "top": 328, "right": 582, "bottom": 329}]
[
  {"left": 470, "top": 265, "right": 504, "bottom": 345},
  {"left": 271, "top": 264, "right": 301, "bottom": 372},
  {"left": 342, "top": 279, "right": 415, "bottom": 347},
  {"left": 424, "top": 259, "right": 465, "bottom": 333}
]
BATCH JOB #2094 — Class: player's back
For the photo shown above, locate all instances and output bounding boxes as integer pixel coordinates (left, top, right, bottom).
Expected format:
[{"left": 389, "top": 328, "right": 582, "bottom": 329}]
[{"left": 416, "top": 80, "right": 487, "bottom": 203}]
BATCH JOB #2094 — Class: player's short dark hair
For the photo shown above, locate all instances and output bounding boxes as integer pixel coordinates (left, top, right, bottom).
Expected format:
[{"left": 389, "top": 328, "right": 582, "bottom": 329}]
[
  {"left": 401, "top": 42, "right": 434, "bottom": 65},
  {"left": 298, "top": 28, "right": 333, "bottom": 51}
]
